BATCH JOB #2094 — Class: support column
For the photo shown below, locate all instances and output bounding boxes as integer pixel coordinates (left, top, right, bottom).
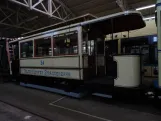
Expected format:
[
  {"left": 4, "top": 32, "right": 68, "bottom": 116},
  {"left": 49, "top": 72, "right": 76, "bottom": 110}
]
[
  {"left": 118, "top": 39, "right": 121, "bottom": 54},
  {"left": 156, "top": 0, "right": 161, "bottom": 87}
]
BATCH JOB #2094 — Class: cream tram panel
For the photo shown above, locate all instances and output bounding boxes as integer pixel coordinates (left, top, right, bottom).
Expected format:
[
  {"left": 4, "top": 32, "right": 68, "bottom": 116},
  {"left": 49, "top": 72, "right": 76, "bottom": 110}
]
[
  {"left": 114, "top": 55, "right": 140, "bottom": 88},
  {"left": 19, "top": 26, "right": 83, "bottom": 80},
  {"left": 20, "top": 68, "right": 82, "bottom": 80},
  {"left": 20, "top": 56, "right": 79, "bottom": 68}
]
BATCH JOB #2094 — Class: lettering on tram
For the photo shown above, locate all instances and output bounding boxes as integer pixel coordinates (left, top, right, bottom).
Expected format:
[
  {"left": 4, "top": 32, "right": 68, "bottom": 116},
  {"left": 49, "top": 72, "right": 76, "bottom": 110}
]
[
  {"left": 40, "top": 60, "right": 44, "bottom": 65},
  {"left": 21, "top": 68, "right": 71, "bottom": 77},
  {"left": 18, "top": 31, "right": 78, "bottom": 78}
]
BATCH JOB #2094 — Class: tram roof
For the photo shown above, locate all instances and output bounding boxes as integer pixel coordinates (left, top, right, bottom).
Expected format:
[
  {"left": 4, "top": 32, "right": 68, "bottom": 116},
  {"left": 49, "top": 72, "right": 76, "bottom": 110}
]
[
  {"left": 22, "top": 13, "right": 97, "bottom": 36},
  {"left": 9, "top": 11, "right": 145, "bottom": 44}
]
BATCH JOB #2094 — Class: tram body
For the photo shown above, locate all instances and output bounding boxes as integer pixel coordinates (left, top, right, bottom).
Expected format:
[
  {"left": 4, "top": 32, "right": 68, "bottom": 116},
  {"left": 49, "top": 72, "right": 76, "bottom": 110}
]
[
  {"left": 19, "top": 27, "right": 84, "bottom": 81},
  {"left": 9, "top": 11, "right": 146, "bottom": 94}
]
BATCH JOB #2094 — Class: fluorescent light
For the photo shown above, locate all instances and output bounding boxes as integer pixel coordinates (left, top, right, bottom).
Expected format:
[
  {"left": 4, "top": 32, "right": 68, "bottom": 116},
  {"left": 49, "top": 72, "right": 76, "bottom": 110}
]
[
  {"left": 143, "top": 16, "right": 155, "bottom": 20},
  {"left": 136, "top": 4, "right": 155, "bottom": 11}
]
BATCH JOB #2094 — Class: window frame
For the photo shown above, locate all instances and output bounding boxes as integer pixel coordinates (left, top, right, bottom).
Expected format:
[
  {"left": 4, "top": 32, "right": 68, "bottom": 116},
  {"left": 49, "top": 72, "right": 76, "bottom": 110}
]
[
  {"left": 53, "top": 31, "right": 78, "bottom": 56},
  {"left": 20, "top": 40, "right": 34, "bottom": 59},
  {"left": 19, "top": 27, "right": 81, "bottom": 59},
  {"left": 34, "top": 36, "right": 52, "bottom": 58}
]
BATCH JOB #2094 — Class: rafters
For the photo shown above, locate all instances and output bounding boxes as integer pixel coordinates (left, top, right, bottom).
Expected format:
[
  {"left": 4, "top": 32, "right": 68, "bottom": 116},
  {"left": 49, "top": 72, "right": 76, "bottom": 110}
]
[
  {"left": 116, "top": 0, "right": 127, "bottom": 11},
  {"left": 0, "top": 7, "right": 32, "bottom": 31},
  {"left": 9, "top": 0, "right": 74, "bottom": 21}
]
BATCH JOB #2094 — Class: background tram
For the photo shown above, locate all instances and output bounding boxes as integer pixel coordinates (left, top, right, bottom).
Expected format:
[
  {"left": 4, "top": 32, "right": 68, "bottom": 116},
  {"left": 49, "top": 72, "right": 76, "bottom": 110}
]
[
  {"left": 105, "top": 19, "right": 158, "bottom": 86},
  {"left": 7, "top": 11, "right": 147, "bottom": 97}
]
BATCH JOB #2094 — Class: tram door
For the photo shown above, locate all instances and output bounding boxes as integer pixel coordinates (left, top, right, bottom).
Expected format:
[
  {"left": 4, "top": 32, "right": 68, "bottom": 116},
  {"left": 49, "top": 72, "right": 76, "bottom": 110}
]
[
  {"left": 85, "top": 30, "right": 106, "bottom": 78},
  {"left": 105, "top": 40, "right": 118, "bottom": 78},
  {"left": 95, "top": 38, "right": 106, "bottom": 77}
]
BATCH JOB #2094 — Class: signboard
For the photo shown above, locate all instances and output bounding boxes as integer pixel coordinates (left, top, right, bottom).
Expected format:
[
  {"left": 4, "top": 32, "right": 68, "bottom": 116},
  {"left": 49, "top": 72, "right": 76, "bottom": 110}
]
[{"left": 20, "top": 68, "right": 80, "bottom": 80}]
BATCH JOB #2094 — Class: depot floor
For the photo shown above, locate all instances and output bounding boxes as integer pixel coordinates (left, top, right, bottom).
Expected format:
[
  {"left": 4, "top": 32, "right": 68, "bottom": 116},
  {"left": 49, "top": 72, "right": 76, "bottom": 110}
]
[
  {"left": 0, "top": 102, "right": 47, "bottom": 121},
  {"left": 0, "top": 83, "right": 161, "bottom": 121}
]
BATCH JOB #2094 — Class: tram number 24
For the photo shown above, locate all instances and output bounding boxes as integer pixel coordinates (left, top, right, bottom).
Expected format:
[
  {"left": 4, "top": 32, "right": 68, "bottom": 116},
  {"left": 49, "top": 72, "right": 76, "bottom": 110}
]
[{"left": 40, "top": 60, "right": 44, "bottom": 65}]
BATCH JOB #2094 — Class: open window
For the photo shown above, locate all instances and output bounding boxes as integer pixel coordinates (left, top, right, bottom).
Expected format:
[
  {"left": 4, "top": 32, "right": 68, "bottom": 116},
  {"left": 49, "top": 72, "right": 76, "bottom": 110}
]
[
  {"left": 53, "top": 31, "right": 78, "bottom": 56},
  {"left": 82, "top": 31, "right": 95, "bottom": 55},
  {"left": 82, "top": 40, "right": 94, "bottom": 55},
  {"left": 35, "top": 37, "right": 52, "bottom": 57},
  {"left": 20, "top": 41, "right": 33, "bottom": 58}
]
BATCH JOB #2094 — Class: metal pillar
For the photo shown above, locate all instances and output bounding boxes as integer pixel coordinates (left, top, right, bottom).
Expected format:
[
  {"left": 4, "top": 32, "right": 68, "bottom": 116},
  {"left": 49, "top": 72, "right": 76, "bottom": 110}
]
[
  {"left": 156, "top": 0, "right": 161, "bottom": 87},
  {"left": 118, "top": 39, "right": 121, "bottom": 54}
]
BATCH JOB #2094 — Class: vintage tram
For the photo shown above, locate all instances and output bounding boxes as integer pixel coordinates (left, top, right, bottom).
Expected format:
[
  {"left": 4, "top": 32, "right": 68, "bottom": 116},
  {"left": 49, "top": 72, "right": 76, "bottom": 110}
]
[{"left": 8, "top": 11, "right": 146, "bottom": 98}]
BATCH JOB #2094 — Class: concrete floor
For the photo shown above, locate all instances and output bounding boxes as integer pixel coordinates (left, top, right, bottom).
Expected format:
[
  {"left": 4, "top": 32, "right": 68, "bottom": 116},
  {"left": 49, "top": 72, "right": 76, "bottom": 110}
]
[
  {"left": 0, "top": 102, "right": 47, "bottom": 121},
  {"left": 0, "top": 83, "right": 161, "bottom": 121}
]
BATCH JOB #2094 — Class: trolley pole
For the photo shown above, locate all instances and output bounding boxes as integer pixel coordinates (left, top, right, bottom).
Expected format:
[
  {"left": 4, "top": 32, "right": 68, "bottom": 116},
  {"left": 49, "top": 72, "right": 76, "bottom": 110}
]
[{"left": 156, "top": 0, "right": 161, "bottom": 87}]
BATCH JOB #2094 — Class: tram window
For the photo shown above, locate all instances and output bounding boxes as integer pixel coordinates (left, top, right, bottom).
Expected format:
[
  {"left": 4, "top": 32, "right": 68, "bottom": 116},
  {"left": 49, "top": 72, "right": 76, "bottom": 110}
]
[
  {"left": 82, "top": 30, "right": 95, "bottom": 55},
  {"left": 35, "top": 37, "right": 51, "bottom": 57},
  {"left": 83, "top": 40, "right": 94, "bottom": 55},
  {"left": 20, "top": 41, "right": 33, "bottom": 58},
  {"left": 53, "top": 32, "right": 78, "bottom": 55}
]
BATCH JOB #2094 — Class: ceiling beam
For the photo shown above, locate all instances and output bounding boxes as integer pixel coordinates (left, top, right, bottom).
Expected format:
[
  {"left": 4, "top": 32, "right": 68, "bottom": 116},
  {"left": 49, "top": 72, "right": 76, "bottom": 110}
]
[
  {"left": 0, "top": 13, "right": 15, "bottom": 23},
  {"left": 77, "top": 1, "right": 116, "bottom": 16},
  {"left": 9, "top": 0, "right": 74, "bottom": 21},
  {"left": 0, "top": 8, "right": 15, "bottom": 25},
  {"left": 116, "top": 0, "right": 127, "bottom": 11},
  {"left": 0, "top": 22, "right": 32, "bottom": 31},
  {"left": 70, "top": 0, "right": 113, "bottom": 10},
  {"left": 0, "top": 6, "right": 42, "bottom": 31},
  {"left": 129, "top": 0, "right": 155, "bottom": 9},
  {"left": 95, "top": 8, "right": 120, "bottom": 17},
  {"left": 54, "top": 0, "right": 75, "bottom": 17}
]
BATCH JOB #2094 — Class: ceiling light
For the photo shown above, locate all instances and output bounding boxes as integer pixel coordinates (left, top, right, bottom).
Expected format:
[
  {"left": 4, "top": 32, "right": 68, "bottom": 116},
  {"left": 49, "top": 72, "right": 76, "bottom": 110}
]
[
  {"left": 136, "top": 4, "right": 155, "bottom": 11},
  {"left": 143, "top": 16, "right": 155, "bottom": 20}
]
